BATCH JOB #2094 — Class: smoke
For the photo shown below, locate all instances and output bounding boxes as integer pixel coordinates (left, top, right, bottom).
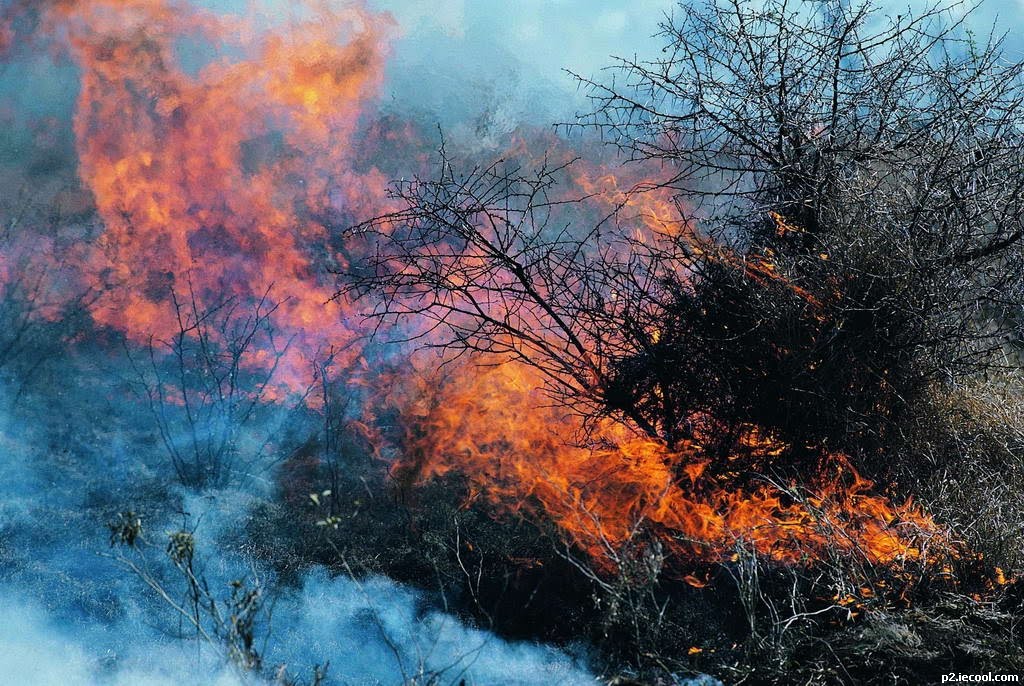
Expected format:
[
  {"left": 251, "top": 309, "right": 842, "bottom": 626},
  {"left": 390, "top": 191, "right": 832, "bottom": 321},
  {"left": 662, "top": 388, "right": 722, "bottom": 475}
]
[
  {"left": 0, "top": 344, "right": 600, "bottom": 685},
  {"left": 0, "top": 591, "right": 247, "bottom": 686},
  {"left": 0, "top": 576, "right": 597, "bottom": 686},
  {"left": 261, "top": 571, "right": 596, "bottom": 686},
  {"left": 368, "top": 0, "right": 1024, "bottom": 130},
  {"left": 0, "top": 2, "right": 624, "bottom": 679}
]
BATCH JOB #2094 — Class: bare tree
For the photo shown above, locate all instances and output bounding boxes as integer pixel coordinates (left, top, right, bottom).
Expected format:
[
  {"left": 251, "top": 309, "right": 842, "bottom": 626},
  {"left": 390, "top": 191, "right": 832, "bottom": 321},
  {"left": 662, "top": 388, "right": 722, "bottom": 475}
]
[
  {"left": 342, "top": 0, "right": 1024, "bottom": 479},
  {"left": 568, "top": 0, "right": 1024, "bottom": 467},
  {"left": 341, "top": 147, "right": 706, "bottom": 447}
]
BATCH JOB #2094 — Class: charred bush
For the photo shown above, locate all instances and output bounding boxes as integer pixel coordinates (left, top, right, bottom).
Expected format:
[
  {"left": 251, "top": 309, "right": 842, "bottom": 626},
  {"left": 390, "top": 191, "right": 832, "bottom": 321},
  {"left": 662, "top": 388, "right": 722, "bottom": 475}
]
[{"left": 577, "top": 0, "right": 1024, "bottom": 483}]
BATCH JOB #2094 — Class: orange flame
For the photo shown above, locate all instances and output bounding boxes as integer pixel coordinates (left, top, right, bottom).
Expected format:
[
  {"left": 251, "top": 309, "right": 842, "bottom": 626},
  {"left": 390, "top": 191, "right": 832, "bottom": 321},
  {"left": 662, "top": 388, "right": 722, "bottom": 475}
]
[
  {"left": 7, "top": 3, "right": 957, "bottom": 588},
  {"left": 382, "top": 359, "right": 947, "bottom": 580},
  {"left": 572, "top": 166, "right": 821, "bottom": 306}
]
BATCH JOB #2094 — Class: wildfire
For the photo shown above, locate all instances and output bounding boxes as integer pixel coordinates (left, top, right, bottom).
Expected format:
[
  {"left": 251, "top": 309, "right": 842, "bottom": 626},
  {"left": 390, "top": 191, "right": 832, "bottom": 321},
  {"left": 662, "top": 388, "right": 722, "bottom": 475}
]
[
  {"left": 2, "top": 0, "right": 960, "bottom": 590},
  {"left": 571, "top": 166, "right": 822, "bottom": 307}
]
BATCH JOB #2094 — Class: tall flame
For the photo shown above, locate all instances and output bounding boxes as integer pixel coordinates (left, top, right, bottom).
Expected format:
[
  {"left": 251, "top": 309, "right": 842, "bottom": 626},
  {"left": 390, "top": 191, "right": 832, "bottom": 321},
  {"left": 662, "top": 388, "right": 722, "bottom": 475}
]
[
  {"left": 48, "top": 0, "right": 395, "bottom": 390},
  {"left": 2, "top": 1, "right": 960, "bottom": 589}
]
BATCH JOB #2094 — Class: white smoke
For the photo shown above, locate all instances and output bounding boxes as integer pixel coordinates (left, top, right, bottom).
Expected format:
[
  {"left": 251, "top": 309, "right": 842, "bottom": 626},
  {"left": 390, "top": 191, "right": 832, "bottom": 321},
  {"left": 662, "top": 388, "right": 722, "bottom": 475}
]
[
  {"left": 0, "top": 365, "right": 599, "bottom": 686},
  {"left": 0, "top": 572, "right": 598, "bottom": 686}
]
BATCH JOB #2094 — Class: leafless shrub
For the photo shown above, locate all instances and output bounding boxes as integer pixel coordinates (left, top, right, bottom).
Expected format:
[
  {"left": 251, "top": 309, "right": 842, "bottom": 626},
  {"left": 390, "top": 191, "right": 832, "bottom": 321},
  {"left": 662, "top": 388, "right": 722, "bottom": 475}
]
[
  {"left": 343, "top": 0, "right": 1024, "bottom": 505},
  {"left": 570, "top": 0, "right": 1024, "bottom": 467},
  {"left": 335, "top": 0, "right": 1024, "bottom": 680},
  {"left": 0, "top": 204, "right": 97, "bottom": 393},
  {"left": 124, "top": 279, "right": 292, "bottom": 488},
  {"left": 107, "top": 512, "right": 329, "bottom": 685},
  {"left": 913, "top": 375, "right": 1024, "bottom": 569}
]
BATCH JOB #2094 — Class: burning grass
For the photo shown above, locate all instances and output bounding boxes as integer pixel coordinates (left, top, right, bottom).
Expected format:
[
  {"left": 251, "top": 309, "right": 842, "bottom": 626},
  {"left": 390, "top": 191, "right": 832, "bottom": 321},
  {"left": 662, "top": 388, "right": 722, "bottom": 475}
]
[
  {"left": 375, "top": 360, "right": 951, "bottom": 580},
  {"left": 249, "top": 373, "right": 1024, "bottom": 684}
]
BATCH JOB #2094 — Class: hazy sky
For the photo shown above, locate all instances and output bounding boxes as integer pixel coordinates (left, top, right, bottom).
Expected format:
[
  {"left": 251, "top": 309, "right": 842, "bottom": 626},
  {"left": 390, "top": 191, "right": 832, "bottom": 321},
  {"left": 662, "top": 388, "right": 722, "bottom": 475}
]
[
  {"left": 362, "top": 0, "right": 1024, "bottom": 137},
  {"left": 373, "top": 0, "right": 674, "bottom": 81},
  {"left": 370, "top": 0, "right": 676, "bottom": 128},
  {"left": 7, "top": 0, "right": 1024, "bottom": 146}
]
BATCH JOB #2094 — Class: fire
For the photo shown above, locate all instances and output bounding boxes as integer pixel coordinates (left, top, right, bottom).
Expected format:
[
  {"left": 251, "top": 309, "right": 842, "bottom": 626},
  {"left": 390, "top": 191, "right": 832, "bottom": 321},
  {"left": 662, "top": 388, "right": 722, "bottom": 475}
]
[
  {"left": 0, "top": 17, "right": 12, "bottom": 58},
  {"left": 381, "top": 358, "right": 947, "bottom": 580},
  {"left": 44, "top": 0, "right": 396, "bottom": 391},
  {"left": 343, "top": 156, "right": 945, "bottom": 584},
  {"left": 3, "top": 1, "right": 961, "bottom": 590}
]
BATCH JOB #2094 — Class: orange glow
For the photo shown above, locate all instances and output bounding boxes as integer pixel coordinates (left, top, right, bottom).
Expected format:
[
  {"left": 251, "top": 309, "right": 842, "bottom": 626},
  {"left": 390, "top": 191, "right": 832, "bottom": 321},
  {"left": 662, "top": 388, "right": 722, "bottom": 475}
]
[
  {"left": 0, "top": 18, "right": 12, "bottom": 58},
  {"left": 572, "top": 167, "right": 821, "bottom": 306},
  {"left": 12, "top": 2, "right": 960, "bottom": 589}
]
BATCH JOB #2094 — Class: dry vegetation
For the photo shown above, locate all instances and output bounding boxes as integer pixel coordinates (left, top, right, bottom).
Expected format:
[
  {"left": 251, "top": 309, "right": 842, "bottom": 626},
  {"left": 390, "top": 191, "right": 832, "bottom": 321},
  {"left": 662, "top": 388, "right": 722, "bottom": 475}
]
[
  {"left": 3, "top": 0, "right": 1022, "bottom": 683},
  {"left": 327, "top": 0, "right": 1024, "bottom": 682}
]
